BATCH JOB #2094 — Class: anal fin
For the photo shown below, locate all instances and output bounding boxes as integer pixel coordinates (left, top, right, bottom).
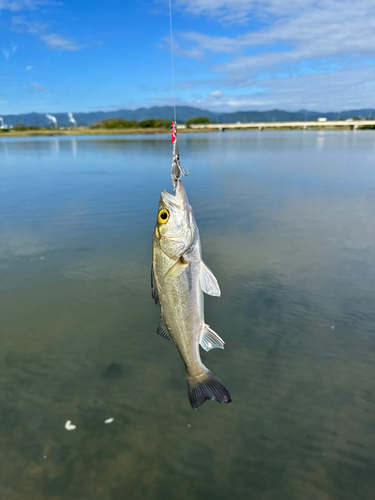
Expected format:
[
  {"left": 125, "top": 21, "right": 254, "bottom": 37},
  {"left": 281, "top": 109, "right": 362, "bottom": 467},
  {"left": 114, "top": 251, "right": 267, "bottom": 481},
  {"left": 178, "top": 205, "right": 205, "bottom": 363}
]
[
  {"left": 200, "top": 325, "right": 225, "bottom": 352},
  {"left": 157, "top": 318, "right": 171, "bottom": 340}
]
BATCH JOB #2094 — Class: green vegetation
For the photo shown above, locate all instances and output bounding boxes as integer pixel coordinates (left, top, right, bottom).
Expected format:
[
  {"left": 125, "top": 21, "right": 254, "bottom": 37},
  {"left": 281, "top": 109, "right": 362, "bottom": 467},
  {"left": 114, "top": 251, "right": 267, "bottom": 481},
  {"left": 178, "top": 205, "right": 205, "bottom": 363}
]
[
  {"left": 348, "top": 116, "right": 374, "bottom": 121},
  {"left": 90, "top": 119, "right": 137, "bottom": 129},
  {"left": 138, "top": 119, "right": 170, "bottom": 128},
  {"left": 90, "top": 118, "right": 171, "bottom": 129},
  {"left": 186, "top": 116, "right": 211, "bottom": 126},
  {"left": 13, "top": 124, "right": 42, "bottom": 130}
]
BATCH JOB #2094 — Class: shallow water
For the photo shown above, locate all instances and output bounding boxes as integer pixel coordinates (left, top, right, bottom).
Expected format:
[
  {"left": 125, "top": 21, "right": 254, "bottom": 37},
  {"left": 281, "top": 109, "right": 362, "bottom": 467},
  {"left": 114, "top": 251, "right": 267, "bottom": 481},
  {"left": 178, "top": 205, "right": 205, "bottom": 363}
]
[{"left": 0, "top": 130, "right": 375, "bottom": 500}]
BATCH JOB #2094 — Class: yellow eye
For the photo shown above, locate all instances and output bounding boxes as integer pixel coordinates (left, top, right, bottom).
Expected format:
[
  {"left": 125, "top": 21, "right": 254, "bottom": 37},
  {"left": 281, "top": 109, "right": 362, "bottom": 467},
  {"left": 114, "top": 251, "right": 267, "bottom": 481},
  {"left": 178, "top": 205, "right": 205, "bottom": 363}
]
[{"left": 158, "top": 209, "right": 170, "bottom": 224}]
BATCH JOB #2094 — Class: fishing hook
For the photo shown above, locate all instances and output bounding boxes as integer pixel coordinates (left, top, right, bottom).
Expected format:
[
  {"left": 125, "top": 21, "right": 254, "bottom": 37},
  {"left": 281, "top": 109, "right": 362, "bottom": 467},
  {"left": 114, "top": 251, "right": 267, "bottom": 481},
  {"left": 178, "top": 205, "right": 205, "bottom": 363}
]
[{"left": 171, "top": 122, "right": 189, "bottom": 190}]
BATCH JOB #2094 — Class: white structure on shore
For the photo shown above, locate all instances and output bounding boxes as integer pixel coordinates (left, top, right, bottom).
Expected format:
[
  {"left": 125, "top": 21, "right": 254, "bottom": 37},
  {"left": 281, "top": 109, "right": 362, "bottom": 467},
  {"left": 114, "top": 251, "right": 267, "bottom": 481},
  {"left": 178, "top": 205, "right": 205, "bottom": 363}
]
[
  {"left": 46, "top": 114, "right": 58, "bottom": 128},
  {"left": 0, "top": 117, "right": 4, "bottom": 129},
  {"left": 68, "top": 112, "right": 77, "bottom": 127}
]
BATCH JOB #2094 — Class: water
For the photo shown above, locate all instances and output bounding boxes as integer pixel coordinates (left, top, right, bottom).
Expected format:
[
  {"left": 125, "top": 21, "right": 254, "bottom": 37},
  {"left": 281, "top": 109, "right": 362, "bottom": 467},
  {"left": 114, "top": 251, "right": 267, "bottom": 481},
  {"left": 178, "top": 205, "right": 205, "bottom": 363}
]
[{"left": 1, "top": 131, "right": 375, "bottom": 500}]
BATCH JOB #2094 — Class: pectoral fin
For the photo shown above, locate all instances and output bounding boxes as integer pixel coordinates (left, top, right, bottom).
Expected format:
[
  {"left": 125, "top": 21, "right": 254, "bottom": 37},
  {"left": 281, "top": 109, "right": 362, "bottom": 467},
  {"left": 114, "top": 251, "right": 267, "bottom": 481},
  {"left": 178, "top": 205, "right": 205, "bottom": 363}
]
[
  {"left": 157, "top": 318, "right": 171, "bottom": 340},
  {"left": 165, "top": 257, "right": 188, "bottom": 279},
  {"left": 200, "top": 325, "right": 225, "bottom": 352},
  {"left": 200, "top": 262, "right": 221, "bottom": 297}
]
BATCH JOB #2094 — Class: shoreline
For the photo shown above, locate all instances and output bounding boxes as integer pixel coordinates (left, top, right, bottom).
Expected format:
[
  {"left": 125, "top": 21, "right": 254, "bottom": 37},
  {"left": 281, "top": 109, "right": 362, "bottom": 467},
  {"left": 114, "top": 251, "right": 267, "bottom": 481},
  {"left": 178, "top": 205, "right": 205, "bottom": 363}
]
[
  {"left": 1, "top": 124, "right": 374, "bottom": 138},
  {"left": 0, "top": 127, "right": 212, "bottom": 138}
]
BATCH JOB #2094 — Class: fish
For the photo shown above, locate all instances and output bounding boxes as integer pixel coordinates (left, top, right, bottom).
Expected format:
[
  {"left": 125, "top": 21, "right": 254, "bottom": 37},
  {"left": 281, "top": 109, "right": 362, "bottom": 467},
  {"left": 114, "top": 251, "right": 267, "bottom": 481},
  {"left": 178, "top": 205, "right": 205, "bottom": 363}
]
[{"left": 152, "top": 179, "right": 231, "bottom": 409}]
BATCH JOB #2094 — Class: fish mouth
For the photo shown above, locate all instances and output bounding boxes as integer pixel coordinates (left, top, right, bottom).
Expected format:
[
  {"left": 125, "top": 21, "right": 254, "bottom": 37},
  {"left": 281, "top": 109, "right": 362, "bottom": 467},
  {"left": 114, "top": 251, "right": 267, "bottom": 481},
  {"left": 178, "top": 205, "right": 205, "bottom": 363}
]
[
  {"left": 160, "top": 181, "right": 189, "bottom": 210},
  {"left": 161, "top": 189, "right": 179, "bottom": 207},
  {"left": 161, "top": 190, "right": 184, "bottom": 210}
]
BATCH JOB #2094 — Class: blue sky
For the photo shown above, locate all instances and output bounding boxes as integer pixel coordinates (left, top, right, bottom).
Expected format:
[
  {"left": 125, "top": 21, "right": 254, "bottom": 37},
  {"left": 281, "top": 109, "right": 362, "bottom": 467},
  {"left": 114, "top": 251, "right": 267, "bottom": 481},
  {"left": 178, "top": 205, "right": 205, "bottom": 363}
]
[{"left": 1, "top": 0, "right": 375, "bottom": 114}]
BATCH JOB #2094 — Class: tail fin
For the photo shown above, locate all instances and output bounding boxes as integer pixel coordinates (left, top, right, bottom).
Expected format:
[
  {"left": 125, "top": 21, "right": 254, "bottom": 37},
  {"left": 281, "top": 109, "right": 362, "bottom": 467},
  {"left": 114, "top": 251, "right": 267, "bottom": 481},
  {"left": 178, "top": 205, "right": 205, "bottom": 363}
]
[{"left": 187, "top": 370, "right": 231, "bottom": 409}]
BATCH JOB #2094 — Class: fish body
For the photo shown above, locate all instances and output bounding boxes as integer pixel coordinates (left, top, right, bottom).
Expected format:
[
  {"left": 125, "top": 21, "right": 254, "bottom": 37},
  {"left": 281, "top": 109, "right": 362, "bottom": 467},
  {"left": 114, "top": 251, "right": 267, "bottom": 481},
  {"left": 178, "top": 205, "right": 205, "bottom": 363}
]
[{"left": 152, "top": 180, "right": 231, "bottom": 409}]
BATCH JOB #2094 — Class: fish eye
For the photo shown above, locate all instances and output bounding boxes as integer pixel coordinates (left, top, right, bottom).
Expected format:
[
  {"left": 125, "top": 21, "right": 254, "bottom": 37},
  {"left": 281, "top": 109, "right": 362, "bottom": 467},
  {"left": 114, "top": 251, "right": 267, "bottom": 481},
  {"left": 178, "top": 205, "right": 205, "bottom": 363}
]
[{"left": 158, "top": 209, "right": 170, "bottom": 224}]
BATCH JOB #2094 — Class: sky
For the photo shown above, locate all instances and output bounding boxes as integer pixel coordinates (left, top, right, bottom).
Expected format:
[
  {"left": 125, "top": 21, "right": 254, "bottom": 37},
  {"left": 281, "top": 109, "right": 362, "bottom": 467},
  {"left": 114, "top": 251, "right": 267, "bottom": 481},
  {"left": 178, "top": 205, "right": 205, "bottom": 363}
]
[{"left": 1, "top": 0, "right": 375, "bottom": 114}]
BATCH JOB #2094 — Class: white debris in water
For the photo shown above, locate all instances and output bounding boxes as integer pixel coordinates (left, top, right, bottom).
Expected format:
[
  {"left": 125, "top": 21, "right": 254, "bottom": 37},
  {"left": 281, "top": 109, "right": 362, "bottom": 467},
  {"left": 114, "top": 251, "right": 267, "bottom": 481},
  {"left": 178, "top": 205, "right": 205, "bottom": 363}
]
[
  {"left": 40, "top": 256, "right": 45, "bottom": 260},
  {"left": 331, "top": 325, "right": 335, "bottom": 330},
  {"left": 43, "top": 455, "right": 47, "bottom": 458},
  {"left": 65, "top": 420, "right": 76, "bottom": 431},
  {"left": 187, "top": 424, "right": 191, "bottom": 428},
  {"left": 104, "top": 418, "right": 114, "bottom": 424}
]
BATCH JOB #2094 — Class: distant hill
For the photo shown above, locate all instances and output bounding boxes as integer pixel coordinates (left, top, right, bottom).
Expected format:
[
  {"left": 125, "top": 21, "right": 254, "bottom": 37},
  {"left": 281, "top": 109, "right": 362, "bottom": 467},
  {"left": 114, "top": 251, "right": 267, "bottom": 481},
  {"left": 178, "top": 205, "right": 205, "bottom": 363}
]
[{"left": 1, "top": 106, "right": 374, "bottom": 127}]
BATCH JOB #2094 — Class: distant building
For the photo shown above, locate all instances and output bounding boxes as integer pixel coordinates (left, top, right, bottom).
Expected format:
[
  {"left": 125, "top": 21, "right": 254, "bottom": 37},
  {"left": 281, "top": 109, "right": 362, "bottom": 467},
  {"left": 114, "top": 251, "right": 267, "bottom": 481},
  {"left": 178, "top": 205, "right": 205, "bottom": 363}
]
[{"left": 317, "top": 117, "right": 327, "bottom": 122}]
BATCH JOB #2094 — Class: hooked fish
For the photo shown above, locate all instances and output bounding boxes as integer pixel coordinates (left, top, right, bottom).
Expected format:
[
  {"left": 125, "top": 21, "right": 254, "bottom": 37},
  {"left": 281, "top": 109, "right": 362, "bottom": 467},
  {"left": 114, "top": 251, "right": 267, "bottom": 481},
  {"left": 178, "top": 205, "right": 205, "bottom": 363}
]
[{"left": 151, "top": 180, "right": 231, "bottom": 409}]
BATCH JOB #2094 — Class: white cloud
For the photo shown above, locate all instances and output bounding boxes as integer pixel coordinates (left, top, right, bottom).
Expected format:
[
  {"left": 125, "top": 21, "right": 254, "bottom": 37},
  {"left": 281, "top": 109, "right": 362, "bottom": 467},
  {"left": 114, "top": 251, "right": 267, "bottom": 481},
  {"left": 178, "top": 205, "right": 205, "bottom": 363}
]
[
  {"left": 177, "top": 1, "right": 375, "bottom": 66},
  {"left": 210, "top": 90, "right": 223, "bottom": 98},
  {"left": 41, "top": 33, "right": 80, "bottom": 51},
  {"left": 5, "top": 5, "right": 82, "bottom": 53},
  {"left": 25, "top": 65, "right": 33, "bottom": 70},
  {"left": 182, "top": 66, "right": 375, "bottom": 111},
  {"left": 11, "top": 15, "right": 48, "bottom": 33},
  {"left": 0, "top": 0, "right": 58, "bottom": 12},
  {"left": 174, "top": 0, "right": 306, "bottom": 24},
  {"left": 181, "top": 31, "right": 237, "bottom": 53},
  {"left": 29, "top": 81, "right": 49, "bottom": 93},
  {"left": 260, "top": 68, "right": 375, "bottom": 111},
  {"left": 167, "top": 0, "right": 375, "bottom": 109},
  {"left": 160, "top": 36, "right": 204, "bottom": 60},
  {"left": 2, "top": 43, "right": 17, "bottom": 58},
  {"left": 175, "top": 0, "right": 375, "bottom": 28}
]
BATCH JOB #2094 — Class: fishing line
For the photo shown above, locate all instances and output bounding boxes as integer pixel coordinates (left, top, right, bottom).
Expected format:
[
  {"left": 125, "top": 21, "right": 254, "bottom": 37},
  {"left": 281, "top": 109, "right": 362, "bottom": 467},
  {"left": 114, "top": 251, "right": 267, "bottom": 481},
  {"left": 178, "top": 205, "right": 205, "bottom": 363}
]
[
  {"left": 168, "top": 0, "right": 177, "bottom": 124},
  {"left": 168, "top": 0, "right": 188, "bottom": 188}
]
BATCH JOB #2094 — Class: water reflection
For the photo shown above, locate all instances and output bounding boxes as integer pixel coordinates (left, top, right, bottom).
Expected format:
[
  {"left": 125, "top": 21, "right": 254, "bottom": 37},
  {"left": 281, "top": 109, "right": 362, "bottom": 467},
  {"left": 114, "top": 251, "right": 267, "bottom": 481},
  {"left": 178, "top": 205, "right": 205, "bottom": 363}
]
[
  {"left": 1, "top": 139, "right": 8, "bottom": 156},
  {"left": 316, "top": 131, "right": 325, "bottom": 150},
  {"left": 72, "top": 138, "right": 77, "bottom": 159},
  {"left": 1, "top": 131, "right": 375, "bottom": 500}
]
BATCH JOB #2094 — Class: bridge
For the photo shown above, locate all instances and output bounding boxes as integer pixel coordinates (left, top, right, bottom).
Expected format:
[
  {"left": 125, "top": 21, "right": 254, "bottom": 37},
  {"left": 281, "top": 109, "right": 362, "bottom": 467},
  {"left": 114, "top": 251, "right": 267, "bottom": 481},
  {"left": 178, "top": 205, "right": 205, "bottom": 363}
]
[{"left": 179, "top": 120, "right": 375, "bottom": 131}]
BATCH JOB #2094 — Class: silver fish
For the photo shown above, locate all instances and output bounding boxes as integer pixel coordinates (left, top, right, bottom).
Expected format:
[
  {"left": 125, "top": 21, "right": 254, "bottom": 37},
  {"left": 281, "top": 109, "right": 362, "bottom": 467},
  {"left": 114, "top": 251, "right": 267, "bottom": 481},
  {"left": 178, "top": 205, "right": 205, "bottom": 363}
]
[{"left": 152, "top": 180, "right": 231, "bottom": 409}]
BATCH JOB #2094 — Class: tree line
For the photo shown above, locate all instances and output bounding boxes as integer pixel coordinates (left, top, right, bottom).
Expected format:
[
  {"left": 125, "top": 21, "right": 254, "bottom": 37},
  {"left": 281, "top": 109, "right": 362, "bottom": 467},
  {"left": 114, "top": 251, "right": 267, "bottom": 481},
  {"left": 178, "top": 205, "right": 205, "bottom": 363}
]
[
  {"left": 0, "top": 116, "right": 212, "bottom": 132},
  {"left": 91, "top": 116, "right": 211, "bottom": 129}
]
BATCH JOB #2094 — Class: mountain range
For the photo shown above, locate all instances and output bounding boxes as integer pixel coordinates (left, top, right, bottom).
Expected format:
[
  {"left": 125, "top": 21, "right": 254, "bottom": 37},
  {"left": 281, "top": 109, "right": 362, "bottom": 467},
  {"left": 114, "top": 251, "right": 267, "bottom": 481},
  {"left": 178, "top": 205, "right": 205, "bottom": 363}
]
[{"left": 1, "top": 106, "right": 374, "bottom": 127}]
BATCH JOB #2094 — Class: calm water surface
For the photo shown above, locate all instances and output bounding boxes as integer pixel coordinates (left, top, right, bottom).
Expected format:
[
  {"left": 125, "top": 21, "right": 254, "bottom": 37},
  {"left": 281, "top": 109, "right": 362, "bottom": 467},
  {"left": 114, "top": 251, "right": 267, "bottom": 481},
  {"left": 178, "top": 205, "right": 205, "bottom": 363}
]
[{"left": 0, "top": 131, "right": 375, "bottom": 500}]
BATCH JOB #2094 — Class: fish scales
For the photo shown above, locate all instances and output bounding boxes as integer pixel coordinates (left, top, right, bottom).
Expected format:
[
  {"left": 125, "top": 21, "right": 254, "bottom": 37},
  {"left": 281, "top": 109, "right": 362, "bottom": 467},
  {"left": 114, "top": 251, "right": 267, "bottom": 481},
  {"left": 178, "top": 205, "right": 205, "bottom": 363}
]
[{"left": 152, "top": 180, "right": 231, "bottom": 409}]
